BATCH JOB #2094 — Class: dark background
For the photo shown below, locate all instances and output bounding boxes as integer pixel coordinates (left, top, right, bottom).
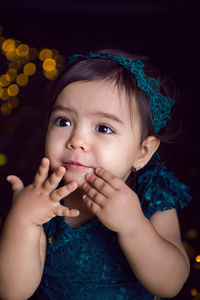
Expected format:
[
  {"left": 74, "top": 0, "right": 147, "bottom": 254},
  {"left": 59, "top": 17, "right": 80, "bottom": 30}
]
[{"left": 0, "top": 0, "right": 200, "bottom": 299}]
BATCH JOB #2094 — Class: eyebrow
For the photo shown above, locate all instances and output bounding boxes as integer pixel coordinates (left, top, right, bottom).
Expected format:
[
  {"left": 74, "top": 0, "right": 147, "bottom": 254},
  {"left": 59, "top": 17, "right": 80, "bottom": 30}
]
[{"left": 52, "top": 105, "right": 124, "bottom": 125}]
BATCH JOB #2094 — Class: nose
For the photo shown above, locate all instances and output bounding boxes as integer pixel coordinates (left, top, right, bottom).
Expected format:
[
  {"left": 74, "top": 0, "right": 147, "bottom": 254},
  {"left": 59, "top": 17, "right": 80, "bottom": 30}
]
[{"left": 66, "top": 133, "right": 90, "bottom": 152}]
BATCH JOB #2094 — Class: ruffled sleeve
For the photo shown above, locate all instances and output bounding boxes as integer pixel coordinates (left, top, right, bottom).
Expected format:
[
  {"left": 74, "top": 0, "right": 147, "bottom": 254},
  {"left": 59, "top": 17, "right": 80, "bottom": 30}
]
[{"left": 134, "top": 154, "right": 192, "bottom": 217}]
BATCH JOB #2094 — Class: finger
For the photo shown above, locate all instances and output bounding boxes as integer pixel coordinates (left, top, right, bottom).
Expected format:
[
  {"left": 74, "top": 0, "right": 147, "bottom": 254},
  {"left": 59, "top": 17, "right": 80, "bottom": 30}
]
[
  {"left": 43, "top": 166, "right": 66, "bottom": 191},
  {"left": 83, "top": 182, "right": 105, "bottom": 206},
  {"left": 7, "top": 175, "right": 24, "bottom": 193},
  {"left": 83, "top": 194, "right": 101, "bottom": 214},
  {"left": 55, "top": 205, "right": 80, "bottom": 217},
  {"left": 95, "top": 168, "right": 120, "bottom": 190},
  {"left": 85, "top": 173, "right": 113, "bottom": 197},
  {"left": 34, "top": 158, "right": 50, "bottom": 186},
  {"left": 50, "top": 181, "right": 78, "bottom": 202}
]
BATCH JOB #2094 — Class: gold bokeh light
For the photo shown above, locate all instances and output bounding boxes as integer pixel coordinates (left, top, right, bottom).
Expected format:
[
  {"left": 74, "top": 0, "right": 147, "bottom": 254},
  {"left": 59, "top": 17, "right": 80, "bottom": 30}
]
[
  {"left": 23, "top": 62, "right": 36, "bottom": 76},
  {"left": 6, "top": 69, "right": 17, "bottom": 81},
  {"left": 8, "top": 96, "right": 19, "bottom": 108},
  {"left": 7, "top": 84, "right": 19, "bottom": 96},
  {"left": 44, "top": 68, "right": 58, "bottom": 80},
  {"left": 39, "top": 49, "right": 53, "bottom": 61},
  {"left": 0, "top": 88, "right": 9, "bottom": 100},
  {"left": 16, "top": 73, "right": 29, "bottom": 86},
  {"left": 43, "top": 58, "right": 56, "bottom": 72},
  {"left": 2, "top": 39, "right": 15, "bottom": 54},
  {"left": 0, "top": 74, "right": 11, "bottom": 87},
  {"left": 1, "top": 102, "right": 12, "bottom": 115},
  {"left": 16, "top": 44, "right": 29, "bottom": 57}
]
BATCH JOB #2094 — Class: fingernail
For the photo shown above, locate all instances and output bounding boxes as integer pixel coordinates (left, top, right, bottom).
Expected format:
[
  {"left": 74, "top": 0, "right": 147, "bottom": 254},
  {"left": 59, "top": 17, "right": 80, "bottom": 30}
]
[
  {"left": 70, "top": 182, "right": 77, "bottom": 189},
  {"left": 83, "top": 194, "right": 86, "bottom": 200},
  {"left": 83, "top": 183, "right": 88, "bottom": 189},
  {"left": 86, "top": 173, "right": 92, "bottom": 180}
]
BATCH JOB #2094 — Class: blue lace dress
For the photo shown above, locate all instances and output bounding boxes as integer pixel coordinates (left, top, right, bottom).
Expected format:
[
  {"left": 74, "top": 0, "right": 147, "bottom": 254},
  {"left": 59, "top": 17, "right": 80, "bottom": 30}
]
[{"left": 33, "top": 154, "right": 191, "bottom": 300}]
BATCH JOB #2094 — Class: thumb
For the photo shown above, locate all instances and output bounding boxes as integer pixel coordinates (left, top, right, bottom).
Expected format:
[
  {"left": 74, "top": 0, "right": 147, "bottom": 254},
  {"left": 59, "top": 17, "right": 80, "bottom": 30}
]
[{"left": 7, "top": 175, "right": 24, "bottom": 193}]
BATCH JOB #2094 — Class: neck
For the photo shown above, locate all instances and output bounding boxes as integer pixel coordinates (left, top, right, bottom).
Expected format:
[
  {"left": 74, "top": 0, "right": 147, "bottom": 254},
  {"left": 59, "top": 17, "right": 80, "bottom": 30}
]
[{"left": 63, "top": 188, "right": 95, "bottom": 227}]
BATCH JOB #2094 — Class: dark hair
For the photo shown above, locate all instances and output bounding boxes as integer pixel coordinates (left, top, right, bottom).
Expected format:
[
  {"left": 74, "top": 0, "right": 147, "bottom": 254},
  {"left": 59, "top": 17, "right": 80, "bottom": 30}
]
[{"left": 46, "top": 48, "right": 180, "bottom": 146}]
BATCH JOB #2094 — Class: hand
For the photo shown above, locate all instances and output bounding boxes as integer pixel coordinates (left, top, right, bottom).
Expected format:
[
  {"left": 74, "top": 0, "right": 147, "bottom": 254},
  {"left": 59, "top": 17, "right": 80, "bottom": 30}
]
[
  {"left": 82, "top": 168, "right": 144, "bottom": 233},
  {"left": 7, "top": 157, "right": 79, "bottom": 226}
]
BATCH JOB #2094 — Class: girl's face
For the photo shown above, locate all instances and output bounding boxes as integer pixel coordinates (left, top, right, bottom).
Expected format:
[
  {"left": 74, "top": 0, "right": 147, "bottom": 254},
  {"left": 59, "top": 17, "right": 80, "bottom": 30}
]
[{"left": 45, "top": 80, "right": 143, "bottom": 187}]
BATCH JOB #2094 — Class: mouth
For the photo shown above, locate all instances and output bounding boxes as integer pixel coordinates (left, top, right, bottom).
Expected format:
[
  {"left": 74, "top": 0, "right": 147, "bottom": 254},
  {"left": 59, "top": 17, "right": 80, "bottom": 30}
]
[{"left": 63, "top": 161, "right": 91, "bottom": 170}]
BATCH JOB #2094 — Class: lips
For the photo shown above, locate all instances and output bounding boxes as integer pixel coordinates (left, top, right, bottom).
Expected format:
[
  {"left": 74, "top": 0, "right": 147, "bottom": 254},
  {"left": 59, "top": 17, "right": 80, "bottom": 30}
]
[{"left": 63, "top": 160, "right": 90, "bottom": 170}]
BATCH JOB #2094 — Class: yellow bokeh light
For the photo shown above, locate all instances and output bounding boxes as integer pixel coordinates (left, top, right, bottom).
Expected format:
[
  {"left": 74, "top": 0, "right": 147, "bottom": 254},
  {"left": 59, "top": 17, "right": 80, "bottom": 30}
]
[
  {"left": 1, "top": 102, "right": 12, "bottom": 115},
  {"left": 55, "top": 55, "right": 65, "bottom": 69},
  {"left": 39, "top": 49, "right": 53, "bottom": 61},
  {"left": 16, "top": 73, "right": 29, "bottom": 86},
  {"left": 195, "top": 255, "right": 200, "bottom": 263},
  {"left": 6, "top": 47, "right": 17, "bottom": 60},
  {"left": 0, "top": 74, "right": 11, "bottom": 87},
  {"left": 8, "top": 97, "right": 19, "bottom": 108},
  {"left": 9, "top": 60, "right": 22, "bottom": 71},
  {"left": 44, "top": 68, "right": 58, "bottom": 80},
  {"left": 16, "top": 44, "right": 29, "bottom": 57},
  {"left": 191, "top": 288, "right": 198, "bottom": 296},
  {"left": 0, "top": 88, "right": 9, "bottom": 100},
  {"left": 6, "top": 69, "right": 17, "bottom": 81},
  {"left": 2, "top": 39, "right": 15, "bottom": 53},
  {"left": 7, "top": 84, "right": 19, "bottom": 96},
  {"left": 0, "top": 87, "right": 3, "bottom": 97},
  {"left": 23, "top": 62, "right": 36, "bottom": 76},
  {"left": 0, "top": 153, "right": 7, "bottom": 166},
  {"left": 43, "top": 58, "right": 56, "bottom": 72},
  {"left": 29, "top": 47, "right": 39, "bottom": 60}
]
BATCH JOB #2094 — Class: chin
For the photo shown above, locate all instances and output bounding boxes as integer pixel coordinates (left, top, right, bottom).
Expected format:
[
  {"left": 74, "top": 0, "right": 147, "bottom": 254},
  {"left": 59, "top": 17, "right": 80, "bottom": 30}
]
[{"left": 63, "top": 171, "right": 92, "bottom": 188}]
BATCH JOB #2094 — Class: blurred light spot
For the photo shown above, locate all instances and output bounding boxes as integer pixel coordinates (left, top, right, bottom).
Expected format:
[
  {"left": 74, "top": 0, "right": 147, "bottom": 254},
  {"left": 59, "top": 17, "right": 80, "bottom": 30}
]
[
  {"left": 39, "top": 49, "right": 53, "bottom": 61},
  {"left": 9, "top": 59, "right": 22, "bottom": 71},
  {"left": 0, "top": 25, "right": 3, "bottom": 35},
  {"left": 0, "top": 153, "right": 7, "bottom": 166},
  {"left": 6, "top": 68, "right": 17, "bottom": 81},
  {"left": 8, "top": 96, "right": 19, "bottom": 108},
  {"left": 44, "top": 68, "right": 58, "bottom": 80},
  {"left": 16, "top": 73, "right": 29, "bottom": 86},
  {"left": 23, "top": 62, "right": 36, "bottom": 76},
  {"left": 16, "top": 44, "right": 29, "bottom": 57},
  {"left": 18, "top": 56, "right": 30, "bottom": 64},
  {"left": 1, "top": 102, "right": 12, "bottom": 115},
  {"left": 195, "top": 255, "right": 200, "bottom": 263},
  {"left": 191, "top": 288, "right": 198, "bottom": 296},
  {"left": 2, "top": 39, "right": 15, "bottom": 53},
  {"left": 0, "top": 87, "right": 3, "bottom": 98},
  {"left": 0, "top": 74, "right": 11, "bottom": 87},
  {"left": 6, "top": 47, "right": 17, "bottom": 60},
  {"left": 0, "top": 88, "right": 9, "bottom": 100},
  {"left": 43, "top": 58, "right": 56, "bottom": 71},
  {"left": 8, "top": 84, "right": 19, "bottom": 96},
  {"left": 55, "top": 54, "right": 65, "bottom": 69},
  {"left": 29, "top": 47, "right": 38, "bottom": 60},
  {"left": 185, "top": 228, "right": 198, "bottom": 239}
]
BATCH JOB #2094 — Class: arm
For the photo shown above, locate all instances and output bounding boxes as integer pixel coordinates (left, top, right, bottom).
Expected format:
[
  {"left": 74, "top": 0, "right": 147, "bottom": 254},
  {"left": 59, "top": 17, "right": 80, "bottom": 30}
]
[
  {"left": 0, "top": 158, "right": 79, "bottom": 300},
  {"left": 118, "top": 209, "right": 190, "bottom": 298},
  {"left": 82, "top": 168, "right": 190, "bottom": 298}
]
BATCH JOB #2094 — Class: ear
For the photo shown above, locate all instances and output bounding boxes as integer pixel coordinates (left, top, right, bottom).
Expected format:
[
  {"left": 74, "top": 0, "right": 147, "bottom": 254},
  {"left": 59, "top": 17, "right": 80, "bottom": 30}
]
[{"left": 133, "top": 136, "right": 160, "bottom": 170}]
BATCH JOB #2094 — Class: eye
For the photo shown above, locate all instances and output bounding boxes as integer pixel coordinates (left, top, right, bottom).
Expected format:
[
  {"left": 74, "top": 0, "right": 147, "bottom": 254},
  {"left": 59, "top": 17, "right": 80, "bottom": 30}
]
[
  {"left": 55, "top": 117, "right": 71, "bottom": 127},
  {"left": 96, "top": 124, "right": 114, "bottom": 134}
]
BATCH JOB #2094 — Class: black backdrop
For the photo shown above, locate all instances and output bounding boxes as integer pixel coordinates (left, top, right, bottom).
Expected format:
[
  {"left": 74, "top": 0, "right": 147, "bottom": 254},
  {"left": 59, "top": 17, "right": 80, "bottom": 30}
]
[{"left": 0, "top": 1, "right": 200, "bottom": 299}]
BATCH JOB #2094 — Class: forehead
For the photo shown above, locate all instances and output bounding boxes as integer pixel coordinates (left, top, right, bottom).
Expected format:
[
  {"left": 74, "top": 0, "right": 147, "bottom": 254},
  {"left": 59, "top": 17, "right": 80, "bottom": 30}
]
[{"left": 55, "top": 80, "right": 139, "bottom": 122}]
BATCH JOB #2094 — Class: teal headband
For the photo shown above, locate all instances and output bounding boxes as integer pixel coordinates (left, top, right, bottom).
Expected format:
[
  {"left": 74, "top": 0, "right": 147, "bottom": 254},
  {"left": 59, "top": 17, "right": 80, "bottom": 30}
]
[{"left": 68, "top": 52, "right": 175, "bottom": 133}]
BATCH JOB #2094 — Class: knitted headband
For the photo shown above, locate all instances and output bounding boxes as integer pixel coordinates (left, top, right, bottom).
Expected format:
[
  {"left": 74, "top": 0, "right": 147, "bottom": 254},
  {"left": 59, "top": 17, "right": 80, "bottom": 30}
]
[{"left": 68, "top": 52, "right": 175, "bottom": 133}]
